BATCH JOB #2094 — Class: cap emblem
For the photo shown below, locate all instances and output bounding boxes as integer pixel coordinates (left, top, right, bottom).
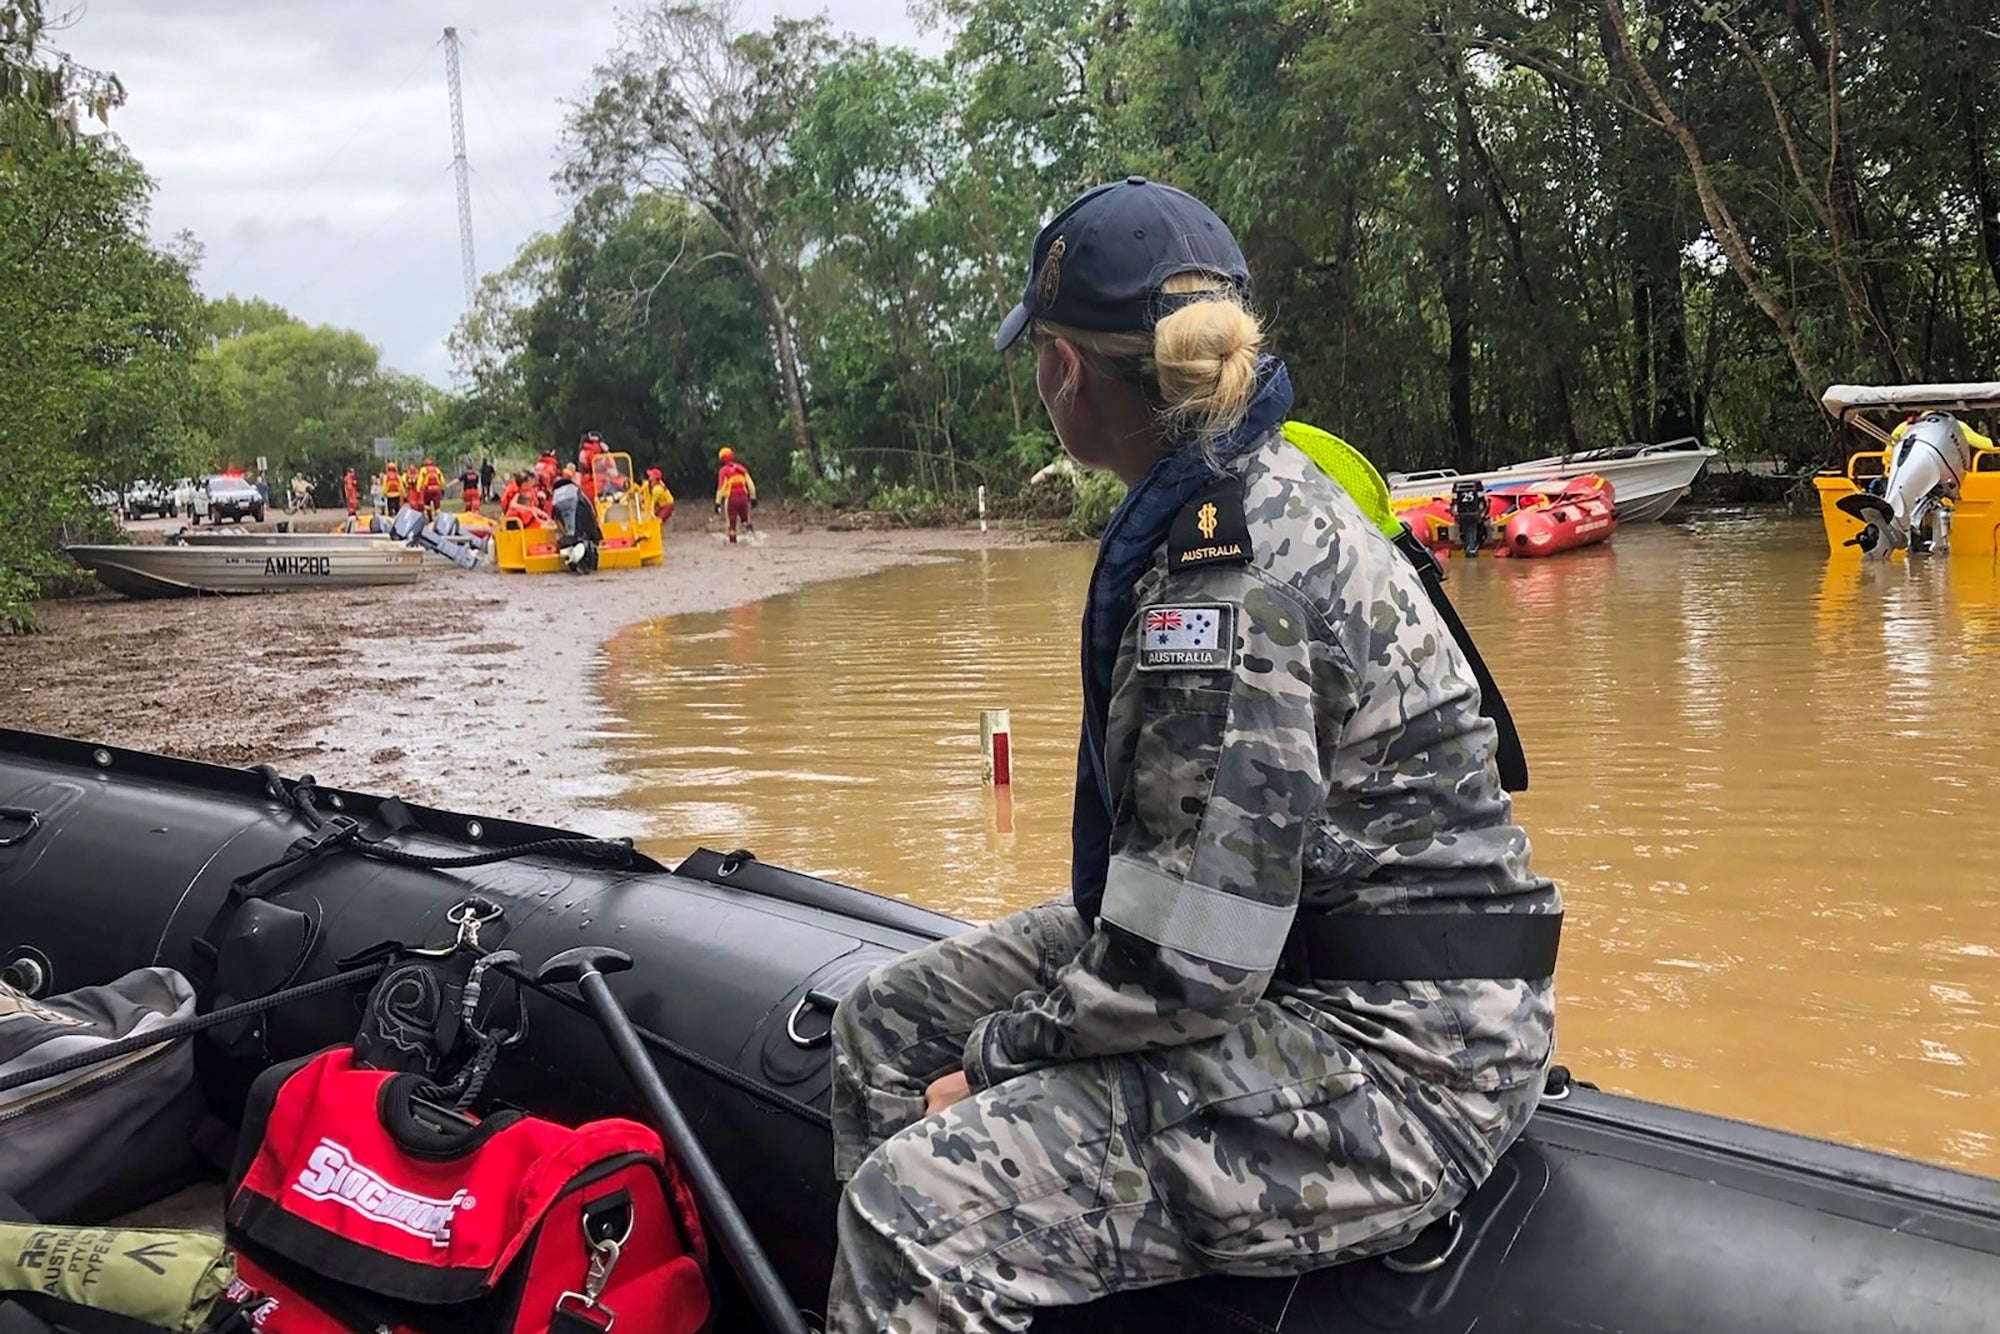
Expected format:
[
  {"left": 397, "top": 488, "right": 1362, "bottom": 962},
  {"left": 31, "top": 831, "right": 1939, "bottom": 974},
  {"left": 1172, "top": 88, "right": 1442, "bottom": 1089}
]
[{"left": 1035, "top": 236, "right": 1066, "bottom": 310}]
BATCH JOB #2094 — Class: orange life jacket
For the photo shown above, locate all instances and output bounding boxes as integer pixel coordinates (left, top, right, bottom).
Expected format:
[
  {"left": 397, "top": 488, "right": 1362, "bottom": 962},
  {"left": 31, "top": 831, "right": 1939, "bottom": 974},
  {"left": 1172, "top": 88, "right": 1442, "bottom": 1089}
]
[{"left": 715, "top": 462, "right": 754, "bottom": 504}]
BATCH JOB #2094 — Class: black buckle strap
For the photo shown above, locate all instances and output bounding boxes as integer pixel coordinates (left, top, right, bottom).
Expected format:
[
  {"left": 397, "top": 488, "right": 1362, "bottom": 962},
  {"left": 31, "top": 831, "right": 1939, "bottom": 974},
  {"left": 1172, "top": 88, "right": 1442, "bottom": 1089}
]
[
  {"left": 189, "top": 814, "right": 359, "bottom": 985},
  {"left": 1394, "top": 525, "right": 1529, "bottom": 793},
  {"left": 279, "top": 813, "right": 361, "bottom": 861},
  {"left": 1285, "top": 910, "right": 1561, "bottom": 983},
  {"left": 1394, "top": 525, "right": 1446, "bottom": 585}
]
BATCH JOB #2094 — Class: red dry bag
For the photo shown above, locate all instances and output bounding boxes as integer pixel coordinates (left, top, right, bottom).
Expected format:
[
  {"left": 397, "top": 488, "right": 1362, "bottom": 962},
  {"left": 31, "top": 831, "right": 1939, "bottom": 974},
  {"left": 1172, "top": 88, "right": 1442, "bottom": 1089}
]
[{"left": 225, "top": 1048, "right": 710, "bottom": 1334}]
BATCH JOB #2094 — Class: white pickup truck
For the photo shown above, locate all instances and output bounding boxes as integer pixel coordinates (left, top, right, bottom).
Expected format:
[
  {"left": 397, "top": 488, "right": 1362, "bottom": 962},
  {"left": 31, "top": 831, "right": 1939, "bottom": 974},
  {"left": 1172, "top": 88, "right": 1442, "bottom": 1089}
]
[{"left": 120, "top": 480, "right": 176, "bottom": 520}]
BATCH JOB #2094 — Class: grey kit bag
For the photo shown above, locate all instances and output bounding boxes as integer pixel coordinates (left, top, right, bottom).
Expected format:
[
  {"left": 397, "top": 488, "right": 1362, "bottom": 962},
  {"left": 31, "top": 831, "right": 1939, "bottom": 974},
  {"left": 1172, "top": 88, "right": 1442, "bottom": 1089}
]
[{"left": 0, "top": 968, "right": 206, "bottom": 1220}]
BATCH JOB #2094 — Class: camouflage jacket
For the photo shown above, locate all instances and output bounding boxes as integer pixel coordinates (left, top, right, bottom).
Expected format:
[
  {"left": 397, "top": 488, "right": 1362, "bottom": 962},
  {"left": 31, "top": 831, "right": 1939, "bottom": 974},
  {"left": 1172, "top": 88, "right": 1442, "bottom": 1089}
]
[{"left": 963, "top": 430, "right": 1559, "bottom": 1098}]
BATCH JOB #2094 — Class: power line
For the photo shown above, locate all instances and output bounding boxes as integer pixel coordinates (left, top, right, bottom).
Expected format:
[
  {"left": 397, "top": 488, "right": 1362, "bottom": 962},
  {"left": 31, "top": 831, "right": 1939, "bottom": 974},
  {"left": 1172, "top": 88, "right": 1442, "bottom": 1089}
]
[
  {"left": 225, "top": 43, "right": 437, "bottom": 266},
  {"left": 468, "top": 163, "right": 549, "bottom": 255},
  {"left": 460, "top": 75, "right": 563, "bottom": 235},
  {"left": 275, "top": 163, "right": 456, "bottom": 308}
]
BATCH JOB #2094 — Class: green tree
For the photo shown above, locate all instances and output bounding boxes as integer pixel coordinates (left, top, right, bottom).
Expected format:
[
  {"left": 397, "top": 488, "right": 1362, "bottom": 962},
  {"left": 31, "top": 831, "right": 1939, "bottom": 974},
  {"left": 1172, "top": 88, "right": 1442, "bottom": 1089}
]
[
  {"left": 200, "top": 320, "right": 437, "bottom": 483},
  {"left": 567, "top": 1, "right": 832, "bottom": 472},
  {"left": 459, "top": 0, "right": 2000, "bottom": 506},
  {"left": 201, "top": 294, "right": 295, "bottom": 343},
  {"left": 0, "top": 0, "right": 205, "bottom": 628}
]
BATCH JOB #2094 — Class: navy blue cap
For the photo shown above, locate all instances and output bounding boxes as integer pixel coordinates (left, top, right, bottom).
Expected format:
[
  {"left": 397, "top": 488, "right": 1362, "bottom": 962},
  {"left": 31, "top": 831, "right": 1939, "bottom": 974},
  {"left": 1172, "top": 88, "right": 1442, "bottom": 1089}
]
[{"left": 994, "top": 177, "right": 1250, "bottom": 352}]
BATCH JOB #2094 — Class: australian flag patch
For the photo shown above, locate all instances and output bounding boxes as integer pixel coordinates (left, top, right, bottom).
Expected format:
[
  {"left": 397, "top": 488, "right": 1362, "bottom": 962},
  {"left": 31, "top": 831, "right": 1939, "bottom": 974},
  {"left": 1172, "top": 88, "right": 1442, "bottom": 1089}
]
[{"left": 1136, "top": 603, "right": 1233, "bottom": 672}]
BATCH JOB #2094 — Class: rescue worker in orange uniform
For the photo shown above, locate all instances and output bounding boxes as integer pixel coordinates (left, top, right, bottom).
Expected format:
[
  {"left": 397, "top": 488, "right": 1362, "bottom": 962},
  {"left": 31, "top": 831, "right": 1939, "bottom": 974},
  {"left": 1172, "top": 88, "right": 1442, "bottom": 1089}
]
[
  {"left": 417, "top": 458, "right": 446, "bottom": 517},
  {"left": 579, "top": 432, "right": 605, "bottom": 503},
  {"left": 502, "top": 471, "right": 549, "bottom": 527},
  {"left": 381, "top": 461, "right": 404, "bottom": 515},
  {"left": 342, "top": 467, "right": 359, "bottom": 517},
  {"left": 643, "top": 468, "right": 676, "bottom": 525},
  {"left": 714, "top": 447, "right": 756, "bottom": 543},
  {"left": 537, "top": 450, "right": 560, "bottom": 494},
  {"left": 458, "top": 466, "right": 482, "bottom": 515}
]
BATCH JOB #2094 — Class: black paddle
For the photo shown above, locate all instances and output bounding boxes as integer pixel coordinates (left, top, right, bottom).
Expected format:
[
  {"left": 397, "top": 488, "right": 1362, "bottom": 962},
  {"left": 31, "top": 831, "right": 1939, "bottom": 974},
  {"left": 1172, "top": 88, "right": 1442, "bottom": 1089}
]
[{"left": 535, "top": 947, "right": 810, "bottom": 1334}]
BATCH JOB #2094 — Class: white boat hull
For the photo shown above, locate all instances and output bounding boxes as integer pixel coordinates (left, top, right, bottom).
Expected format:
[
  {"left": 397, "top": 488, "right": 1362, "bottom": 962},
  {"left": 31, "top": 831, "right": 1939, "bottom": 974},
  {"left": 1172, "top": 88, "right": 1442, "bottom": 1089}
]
[
  {"left": 1389, "top": 442, "right": 1717, "bottom": 523},
  {"left": 68, "top": 543, "right": 423, "bottom": 598},
  {"left": 176, "top": 529, "right": 466, "bottom": 569}
]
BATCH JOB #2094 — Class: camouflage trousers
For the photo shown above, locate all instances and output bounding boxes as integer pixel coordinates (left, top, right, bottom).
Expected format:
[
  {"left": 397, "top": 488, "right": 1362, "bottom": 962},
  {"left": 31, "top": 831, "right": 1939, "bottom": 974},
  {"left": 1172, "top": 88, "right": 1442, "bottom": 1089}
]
[{"left": 826, "top": 903, "right": 1532, "bottom": 1333}]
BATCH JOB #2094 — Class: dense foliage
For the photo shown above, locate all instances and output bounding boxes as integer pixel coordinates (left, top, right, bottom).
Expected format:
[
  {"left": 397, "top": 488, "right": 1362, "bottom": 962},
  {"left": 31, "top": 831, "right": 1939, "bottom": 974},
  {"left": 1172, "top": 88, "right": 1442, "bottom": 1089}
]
[
  {"left": 453, "top": 0, "right": 2000, "bottom": 501},
  {"left": 0, "top": 0, "right": 206, "bottom": 628},
  {"left": 0, "top": 2, "right": 443, "bottom": 627},
  {"left": 199, "top": 312, "right": 444, "bottom": 483},
  {"left": 12, "top": 0, "right": 2000, "bottom": 627}
]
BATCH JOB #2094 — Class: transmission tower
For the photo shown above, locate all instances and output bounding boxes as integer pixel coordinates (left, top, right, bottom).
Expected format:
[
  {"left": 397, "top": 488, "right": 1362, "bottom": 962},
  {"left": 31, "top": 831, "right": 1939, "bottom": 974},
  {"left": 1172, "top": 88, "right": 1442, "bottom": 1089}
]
[{"left": 442, "top": 26, "right": 477, "bottom": 310}]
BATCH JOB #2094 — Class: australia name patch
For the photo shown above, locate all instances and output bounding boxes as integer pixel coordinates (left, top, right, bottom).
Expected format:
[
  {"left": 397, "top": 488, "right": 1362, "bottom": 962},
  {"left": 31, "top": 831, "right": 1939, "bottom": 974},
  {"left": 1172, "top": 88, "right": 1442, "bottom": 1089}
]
[{"left": 1137, "top": 603, "right": 1233, "bottom": 672}]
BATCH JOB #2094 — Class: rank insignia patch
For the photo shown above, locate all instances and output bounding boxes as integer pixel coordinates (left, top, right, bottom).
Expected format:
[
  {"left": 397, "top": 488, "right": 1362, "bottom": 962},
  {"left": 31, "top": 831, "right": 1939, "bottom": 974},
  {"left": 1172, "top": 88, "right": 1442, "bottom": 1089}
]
[{"left": 1169, "top": 478, "right": 1253, "bottom": 570}]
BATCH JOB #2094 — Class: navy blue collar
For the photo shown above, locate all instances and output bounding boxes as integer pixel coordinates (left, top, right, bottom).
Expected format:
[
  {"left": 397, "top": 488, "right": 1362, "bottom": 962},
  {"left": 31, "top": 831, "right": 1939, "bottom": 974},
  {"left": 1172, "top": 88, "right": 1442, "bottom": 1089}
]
[{"left": 1068, "top": 358, "right": 1295, "bottom": 919}]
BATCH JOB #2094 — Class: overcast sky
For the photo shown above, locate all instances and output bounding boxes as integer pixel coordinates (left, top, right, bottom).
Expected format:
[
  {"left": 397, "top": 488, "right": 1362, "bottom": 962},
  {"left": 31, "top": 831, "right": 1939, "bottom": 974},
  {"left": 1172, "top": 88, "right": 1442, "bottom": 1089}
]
[{"left": 58, "top": 0, "right": 934, "bottom": 384}]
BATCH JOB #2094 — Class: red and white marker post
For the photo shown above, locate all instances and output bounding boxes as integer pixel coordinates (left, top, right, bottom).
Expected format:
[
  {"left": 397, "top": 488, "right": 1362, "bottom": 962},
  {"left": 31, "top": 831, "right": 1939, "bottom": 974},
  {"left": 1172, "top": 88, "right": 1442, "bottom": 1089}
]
[{"left": 980, "top": 708, "right": 1012, "bottom": 787}]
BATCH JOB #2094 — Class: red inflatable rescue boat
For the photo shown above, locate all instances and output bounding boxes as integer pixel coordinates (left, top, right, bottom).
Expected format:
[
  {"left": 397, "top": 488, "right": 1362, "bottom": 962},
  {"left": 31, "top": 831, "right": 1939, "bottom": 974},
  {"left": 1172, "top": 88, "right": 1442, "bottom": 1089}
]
[
  {"left": 1393, "top": 491, "right": 1511, "bottom": 550},
  {"left": 1498, "top": 475, "right": 1617, "bottom": 556}
]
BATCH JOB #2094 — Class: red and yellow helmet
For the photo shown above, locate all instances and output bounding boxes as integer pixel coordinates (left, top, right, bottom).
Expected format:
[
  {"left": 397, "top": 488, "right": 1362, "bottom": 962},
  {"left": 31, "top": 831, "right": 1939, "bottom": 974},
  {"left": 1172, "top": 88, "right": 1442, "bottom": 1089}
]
[{"left": 718, "top": 447, "right": 735, "bottom": 462}]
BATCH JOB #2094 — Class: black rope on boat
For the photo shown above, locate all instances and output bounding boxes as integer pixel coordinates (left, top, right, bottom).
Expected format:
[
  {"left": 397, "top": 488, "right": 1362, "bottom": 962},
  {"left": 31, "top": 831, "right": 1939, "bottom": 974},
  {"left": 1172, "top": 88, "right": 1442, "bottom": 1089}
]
[
  {"left": 0, "top": 961, "right": 390, "bottom": 1096},
  {"left": 361, "top": 837, "right": 637, "bottom": 872},
  {"left": 501, "top": 963, "right": 834, "bottom": 1131},
  {"left": 285, "top": 775, "right": 636, "bottom": 873},
  {"left": 420, "top": 1031, "right": 505, "bottom": 1115}
]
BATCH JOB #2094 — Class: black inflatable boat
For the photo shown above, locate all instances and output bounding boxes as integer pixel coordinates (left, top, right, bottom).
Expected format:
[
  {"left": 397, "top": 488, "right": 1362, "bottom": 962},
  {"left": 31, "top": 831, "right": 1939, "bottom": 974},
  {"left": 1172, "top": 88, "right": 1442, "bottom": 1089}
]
[{"left": 1, "top": 727, "right": 1996, "bottom": 1333}]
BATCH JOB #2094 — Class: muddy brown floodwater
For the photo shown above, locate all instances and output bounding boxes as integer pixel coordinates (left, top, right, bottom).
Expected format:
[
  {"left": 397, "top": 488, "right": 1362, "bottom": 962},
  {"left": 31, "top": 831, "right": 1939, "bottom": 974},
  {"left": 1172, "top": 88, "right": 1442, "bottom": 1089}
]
[
  {"left": 599, "top": 512, "right": 2000, "bottom": 1177},
  {"left": 9, "top": 526, "right": 1025, "bottom": 828}
]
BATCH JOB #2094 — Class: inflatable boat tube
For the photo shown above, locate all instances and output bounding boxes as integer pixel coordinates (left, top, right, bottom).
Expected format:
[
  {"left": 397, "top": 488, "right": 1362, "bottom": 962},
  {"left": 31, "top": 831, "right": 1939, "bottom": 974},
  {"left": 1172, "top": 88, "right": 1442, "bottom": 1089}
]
[{"left": 0, "top": 728, "right": 1995, "bottom": 1333}]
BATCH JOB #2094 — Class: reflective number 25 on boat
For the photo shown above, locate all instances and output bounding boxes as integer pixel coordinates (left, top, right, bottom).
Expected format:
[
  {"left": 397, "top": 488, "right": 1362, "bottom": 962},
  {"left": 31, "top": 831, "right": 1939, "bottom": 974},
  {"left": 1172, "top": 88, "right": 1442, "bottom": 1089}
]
[{"left": 263, "top": 555, "right": 333, "bottom": 577}]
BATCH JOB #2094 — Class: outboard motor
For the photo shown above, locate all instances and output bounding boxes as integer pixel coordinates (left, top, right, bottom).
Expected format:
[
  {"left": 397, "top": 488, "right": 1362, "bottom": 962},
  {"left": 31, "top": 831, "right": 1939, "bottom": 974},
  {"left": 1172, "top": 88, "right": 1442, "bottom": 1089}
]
[
  {"left": 1836, "top": 412, "right": 1973, "bottom": 559},
  {"left": 550, "top": 478, "right": 603, "bottom": 575},
  {"left": 1452, "top": 479, "right": 1490, "bottom": 556},
  {"left": 389, "top": 504, "right": 427, "bottom": 543},
  {"left": 422, "top": 511, "right": 482, "bottom": 570}
]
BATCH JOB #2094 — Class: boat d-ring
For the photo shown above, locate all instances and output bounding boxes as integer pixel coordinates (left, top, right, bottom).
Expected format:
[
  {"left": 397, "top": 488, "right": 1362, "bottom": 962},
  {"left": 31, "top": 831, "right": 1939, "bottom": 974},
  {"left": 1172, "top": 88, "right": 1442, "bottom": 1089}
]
[
  {"left": 785, "top": 988, "right": 839, "bottom": 1048},
  {"left": 716, "top": 849, "right": 758, "bottom": 878},
  {"left": 446, "top": 899, "right": 504, "bottom": 952},
  {"left": 1381, "top": 1210, "right": 1462, "bottom": 1275},
  {"left": 0, "top": 808, "right": 41, "bottom": 850},
  {"left": 0, "top": 947, "right": 53, "bottom": 998}
]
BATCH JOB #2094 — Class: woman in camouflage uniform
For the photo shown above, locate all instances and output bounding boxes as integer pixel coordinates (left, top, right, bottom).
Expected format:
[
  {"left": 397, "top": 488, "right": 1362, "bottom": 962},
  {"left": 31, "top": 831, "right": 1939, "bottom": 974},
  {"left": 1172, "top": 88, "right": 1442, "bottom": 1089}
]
[{"left": 826, "top": 179, "right": 1561, "bottom": 1333}]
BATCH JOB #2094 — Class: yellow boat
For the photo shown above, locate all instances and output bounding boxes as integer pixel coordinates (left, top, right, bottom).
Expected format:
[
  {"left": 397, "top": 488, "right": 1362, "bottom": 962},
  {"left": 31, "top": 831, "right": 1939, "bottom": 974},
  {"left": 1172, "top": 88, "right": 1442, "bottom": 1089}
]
[
  {"left": 590, "top": 451, "right": 664, "bottom": 571},
  {"left": 1816, "top": 382, "right": 2000, "bottom": 558},
  {"left": 494, "top": 517, "right": 565, "bottom": 575},
  {"left": 493, "top": 450, "right": 663, "bottom": 575}
]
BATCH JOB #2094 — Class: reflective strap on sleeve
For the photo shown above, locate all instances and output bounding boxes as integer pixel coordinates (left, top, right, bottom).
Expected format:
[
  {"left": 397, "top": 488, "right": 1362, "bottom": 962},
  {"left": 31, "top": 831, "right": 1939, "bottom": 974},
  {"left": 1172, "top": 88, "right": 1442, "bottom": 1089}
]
[{"left": 1098, "top": 856, "right": 1297, "bottom": 971}]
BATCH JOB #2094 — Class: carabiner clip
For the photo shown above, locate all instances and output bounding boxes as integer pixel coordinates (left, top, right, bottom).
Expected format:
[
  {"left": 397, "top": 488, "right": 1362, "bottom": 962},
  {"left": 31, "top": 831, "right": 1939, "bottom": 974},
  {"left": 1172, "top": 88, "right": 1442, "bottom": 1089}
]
[
  {"left": 460, "top": 949, "right": 528, "bottom": 1047},
  {"left": 553, "top": 1236, "right": 624, "bottom": 1333},
  {"left": 404, "top": 898, "right": 504, "bottom": 958}
]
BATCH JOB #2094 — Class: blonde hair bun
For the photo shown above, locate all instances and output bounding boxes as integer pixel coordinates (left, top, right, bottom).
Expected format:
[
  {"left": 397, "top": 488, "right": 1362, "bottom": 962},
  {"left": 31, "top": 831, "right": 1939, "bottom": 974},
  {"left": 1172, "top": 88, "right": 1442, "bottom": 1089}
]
[
  {"left": 1151, "top": 283, "right": 1263, "bottom": 440},
  {"left": 1025, "top": 273, "right": 1263, "bottom": 442}
]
